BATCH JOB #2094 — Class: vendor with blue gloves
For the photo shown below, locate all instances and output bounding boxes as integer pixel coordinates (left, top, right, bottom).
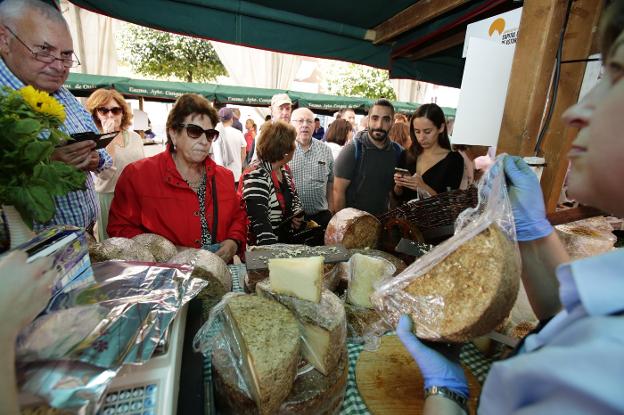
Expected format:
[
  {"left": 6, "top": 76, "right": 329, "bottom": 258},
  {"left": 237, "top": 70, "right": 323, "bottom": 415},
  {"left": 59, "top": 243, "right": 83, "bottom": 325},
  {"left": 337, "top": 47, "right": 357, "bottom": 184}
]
[{"left": 397, "top": 2, "right": 624, "bottom": 413}]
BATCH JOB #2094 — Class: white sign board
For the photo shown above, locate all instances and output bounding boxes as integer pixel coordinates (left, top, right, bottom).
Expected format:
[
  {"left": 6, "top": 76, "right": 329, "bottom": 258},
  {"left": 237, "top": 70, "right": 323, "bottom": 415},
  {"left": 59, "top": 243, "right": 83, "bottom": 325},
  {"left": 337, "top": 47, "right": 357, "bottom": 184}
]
[
  {"left": 463, "top": 7, "right": 522, "bottom": 57},
  {"left": 578, "top": 53, "right": 603, "bottom": 100},
  {"left": 132, "top": 108, "right": 149, "bottom": 131},
  {"left": 451, "top": 38, "right": 515, "bottom": 147}
]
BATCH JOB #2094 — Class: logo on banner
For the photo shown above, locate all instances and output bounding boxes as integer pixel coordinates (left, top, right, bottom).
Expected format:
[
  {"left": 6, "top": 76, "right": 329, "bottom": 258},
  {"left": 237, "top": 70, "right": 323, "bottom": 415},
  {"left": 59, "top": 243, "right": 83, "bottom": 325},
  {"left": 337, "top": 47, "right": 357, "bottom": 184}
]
[{"left": 488, "top": 17, "right": 518, "bottom": 45}]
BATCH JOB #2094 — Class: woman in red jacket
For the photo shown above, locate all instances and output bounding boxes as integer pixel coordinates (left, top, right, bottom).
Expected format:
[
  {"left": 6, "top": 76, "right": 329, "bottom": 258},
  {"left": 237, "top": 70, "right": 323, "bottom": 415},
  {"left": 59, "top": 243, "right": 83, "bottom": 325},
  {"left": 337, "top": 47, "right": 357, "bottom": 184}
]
[{"left": 107, "top": 94, "right": 247, "bottom": 263}]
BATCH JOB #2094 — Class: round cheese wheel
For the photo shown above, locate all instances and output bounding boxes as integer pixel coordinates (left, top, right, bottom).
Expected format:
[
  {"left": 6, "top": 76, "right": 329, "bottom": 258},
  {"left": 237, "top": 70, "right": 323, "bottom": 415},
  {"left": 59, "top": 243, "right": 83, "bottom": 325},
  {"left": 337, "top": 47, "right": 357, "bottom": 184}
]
[
  {"left": 132, "top": 233, "right": 177, "bottom": 263},
  {"left": 89, "top": 237, "right": 155, "bottom": 263},
  {"left": 324, "top": 208, "right": 381, "bottom": 249},
  {"left": 399, "top": 225, "right": 521, "bottom": 342},
  {"left": 213, "top": 336, "right": 348, "bottom": 415}
]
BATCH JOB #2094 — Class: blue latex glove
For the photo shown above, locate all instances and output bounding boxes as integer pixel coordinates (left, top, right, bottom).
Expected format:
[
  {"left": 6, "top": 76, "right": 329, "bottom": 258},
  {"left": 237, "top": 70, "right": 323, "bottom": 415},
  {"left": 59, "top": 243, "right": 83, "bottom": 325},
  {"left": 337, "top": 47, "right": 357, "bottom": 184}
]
[
  {"left": 396, "top": 315, "right": 469, "bottom": 398},
  {"left": 503, "top": 155, "right": 553, "bottom": 241}
]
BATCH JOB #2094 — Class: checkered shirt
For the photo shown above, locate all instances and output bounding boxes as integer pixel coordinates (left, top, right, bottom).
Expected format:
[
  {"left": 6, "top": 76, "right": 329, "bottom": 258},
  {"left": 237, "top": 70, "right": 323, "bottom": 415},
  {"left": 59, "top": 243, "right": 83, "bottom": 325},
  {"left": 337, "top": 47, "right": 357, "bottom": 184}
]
[
  {"left": 0, "top": 59, "right": 112, "bottom": 230},
  {"left": 288, "top": 139, "right": 334, "bottom": 215}
]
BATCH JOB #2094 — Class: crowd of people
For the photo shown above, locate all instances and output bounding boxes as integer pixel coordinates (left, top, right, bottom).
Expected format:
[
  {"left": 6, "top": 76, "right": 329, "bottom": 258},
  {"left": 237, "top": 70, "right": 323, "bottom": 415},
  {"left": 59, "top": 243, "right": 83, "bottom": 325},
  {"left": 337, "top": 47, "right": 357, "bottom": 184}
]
[{"left": 2, "top": 0, "right": 623, "bottom": 413}]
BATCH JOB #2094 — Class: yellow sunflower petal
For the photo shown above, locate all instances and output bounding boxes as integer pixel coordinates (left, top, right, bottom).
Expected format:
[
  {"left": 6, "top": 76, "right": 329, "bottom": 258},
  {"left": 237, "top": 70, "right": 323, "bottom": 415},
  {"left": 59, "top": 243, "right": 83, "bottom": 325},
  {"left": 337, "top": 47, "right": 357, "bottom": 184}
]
[{"left": 18, "top": 85, "right": 66, "bottom": 122}]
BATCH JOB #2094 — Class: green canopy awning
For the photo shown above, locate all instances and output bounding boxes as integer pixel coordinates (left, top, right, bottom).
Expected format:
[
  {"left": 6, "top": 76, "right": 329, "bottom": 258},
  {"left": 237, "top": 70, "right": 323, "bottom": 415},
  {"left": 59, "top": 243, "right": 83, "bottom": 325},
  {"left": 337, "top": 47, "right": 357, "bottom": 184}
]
[
  {"left": 112, "top": 78, "right": 216, "bottom": 101},
  {"left": 63, "top": 73, "right": 129, "bottom": 95},
  {"left": 64, "top": 73, "right": 457, "bottom": 117},
  {"left": 213, "top": 85, "right": 284, "bottom": 107},
  {"left": 68, "top": 0, "right": 517, "bottom": 88}
]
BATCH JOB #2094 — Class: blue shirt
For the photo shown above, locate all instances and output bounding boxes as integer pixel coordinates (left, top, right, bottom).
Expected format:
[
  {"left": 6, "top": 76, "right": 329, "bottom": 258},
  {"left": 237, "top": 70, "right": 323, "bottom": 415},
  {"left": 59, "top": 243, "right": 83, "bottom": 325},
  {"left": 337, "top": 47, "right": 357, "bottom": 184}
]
[
  {"left": 0, "top": 59, "right": 112, "bottom": 230},
  {"left": 480, "top": 249, "right": 624, "bottom": 414}
]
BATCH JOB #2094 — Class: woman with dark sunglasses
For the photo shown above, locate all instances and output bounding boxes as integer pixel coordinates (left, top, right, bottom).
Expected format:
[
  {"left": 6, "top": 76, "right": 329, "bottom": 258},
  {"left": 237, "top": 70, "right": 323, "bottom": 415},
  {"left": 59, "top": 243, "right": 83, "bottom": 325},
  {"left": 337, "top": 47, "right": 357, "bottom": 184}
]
[
  {"left": 107, "top": 94, "right": 247, "bottom": 263},
  {"left": 86, "top": 88, "right": 145, "bottom": 241}
]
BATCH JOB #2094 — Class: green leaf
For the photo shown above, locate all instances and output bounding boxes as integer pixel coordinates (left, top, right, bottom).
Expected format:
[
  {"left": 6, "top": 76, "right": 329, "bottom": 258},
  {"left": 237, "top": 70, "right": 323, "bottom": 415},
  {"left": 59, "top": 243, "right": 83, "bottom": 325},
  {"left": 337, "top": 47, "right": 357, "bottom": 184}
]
[
  {"left": 21, "top": 185, "right": 56, "bottom": 223},
  {"left": 23, "top": 140, "right": 53, "bottom": 164},
  {"left": 13, "top": 118, "right": 41, "bottom": 134}
]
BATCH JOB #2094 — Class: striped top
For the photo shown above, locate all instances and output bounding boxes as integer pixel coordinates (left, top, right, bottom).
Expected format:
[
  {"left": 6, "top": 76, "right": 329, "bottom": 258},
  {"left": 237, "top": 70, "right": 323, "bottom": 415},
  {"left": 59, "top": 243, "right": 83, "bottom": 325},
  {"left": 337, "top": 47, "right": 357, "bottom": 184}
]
[
  {"left": 0, "top": 58, "right": 112, "bottom": 230},
  {"left": 240, "top": 159, "right": 303, "bottom": 245}
]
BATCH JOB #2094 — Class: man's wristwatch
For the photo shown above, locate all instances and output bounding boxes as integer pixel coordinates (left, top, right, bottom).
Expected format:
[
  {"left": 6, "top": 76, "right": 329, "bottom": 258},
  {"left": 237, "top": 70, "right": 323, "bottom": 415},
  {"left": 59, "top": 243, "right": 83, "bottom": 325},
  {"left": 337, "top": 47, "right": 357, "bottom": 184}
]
[{"left": 424, "top": 386, "right": 468, "bottom": 413}]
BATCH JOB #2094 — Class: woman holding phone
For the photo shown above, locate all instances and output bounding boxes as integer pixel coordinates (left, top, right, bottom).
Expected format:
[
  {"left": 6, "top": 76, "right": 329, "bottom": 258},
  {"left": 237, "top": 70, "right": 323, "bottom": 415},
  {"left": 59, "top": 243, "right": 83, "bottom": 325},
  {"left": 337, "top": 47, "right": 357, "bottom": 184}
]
[
  {"left": 393, "top": 103, "right": 463, "bottom": 202},
  {"left": 86, "top": 89, "right": 144, "bottom": 241}
]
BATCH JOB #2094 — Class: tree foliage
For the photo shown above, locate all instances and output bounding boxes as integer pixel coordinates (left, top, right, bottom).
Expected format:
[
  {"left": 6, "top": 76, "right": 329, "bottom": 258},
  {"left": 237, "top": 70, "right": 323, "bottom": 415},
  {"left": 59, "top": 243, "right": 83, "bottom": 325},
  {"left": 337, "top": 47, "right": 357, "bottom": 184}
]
[
  {"left": 119, "top": 24, "right": 227, "bottom": 83},
  {"left": 325, "top": 63, "right": 397, "bottom": 101}
]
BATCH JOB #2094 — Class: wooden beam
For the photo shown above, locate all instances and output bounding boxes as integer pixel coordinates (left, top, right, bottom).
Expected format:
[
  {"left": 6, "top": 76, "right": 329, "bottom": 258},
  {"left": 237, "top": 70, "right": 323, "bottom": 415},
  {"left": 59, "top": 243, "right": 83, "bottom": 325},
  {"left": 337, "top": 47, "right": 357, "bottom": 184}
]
[
  {"left": 406, "top": 31, "right": 466, "bottom": 61},
  {"left": 496, "top": 0, "right": 603, "bottom": 214},
  {"left": 546, "top": 205, "right": 605, "bottom": 226},
  {"left": 540, "top": 0, "right": 604, "bottom": 213},
  {"left": 373, "top": 0, "right": 470, "bottom": 44}
]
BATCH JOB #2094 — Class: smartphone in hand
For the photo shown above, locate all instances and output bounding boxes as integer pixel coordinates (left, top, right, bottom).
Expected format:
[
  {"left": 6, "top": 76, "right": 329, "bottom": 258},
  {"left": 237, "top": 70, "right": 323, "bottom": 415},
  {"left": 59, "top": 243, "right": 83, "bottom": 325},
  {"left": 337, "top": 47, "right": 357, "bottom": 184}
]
[
  {"left": 64, "top": 131, "right": 119, "bottom": 149},
  {"left": 394, "top": 167, "right": 410, "bottom": 176}
]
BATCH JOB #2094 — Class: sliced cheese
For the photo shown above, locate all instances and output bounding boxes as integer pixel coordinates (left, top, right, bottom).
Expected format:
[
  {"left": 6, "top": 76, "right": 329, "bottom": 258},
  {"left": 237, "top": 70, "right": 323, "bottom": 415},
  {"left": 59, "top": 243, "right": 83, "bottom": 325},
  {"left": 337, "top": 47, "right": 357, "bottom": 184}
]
[
  {"left": 347, "top": 253, "right": 395, "bottom": 308},
  {"left": 256, "top": 280, "right": 346, "bottom": 375},
  {"left": 268, "top": 256, "right": 324, "bottom": 303},
  {"left": 224, "top": 295, "right": 300, "bottom": 415}
]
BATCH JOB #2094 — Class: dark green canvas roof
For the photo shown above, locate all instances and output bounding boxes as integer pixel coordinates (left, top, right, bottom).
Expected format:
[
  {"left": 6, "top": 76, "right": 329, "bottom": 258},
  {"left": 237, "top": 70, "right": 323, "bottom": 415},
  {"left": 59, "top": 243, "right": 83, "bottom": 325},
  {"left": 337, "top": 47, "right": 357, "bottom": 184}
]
[
  {"left": 64, "top": 73, "right": 456, "bottom": 117},
  {"left": 68, "top": 0, "right": 517, "bottom": 88}
]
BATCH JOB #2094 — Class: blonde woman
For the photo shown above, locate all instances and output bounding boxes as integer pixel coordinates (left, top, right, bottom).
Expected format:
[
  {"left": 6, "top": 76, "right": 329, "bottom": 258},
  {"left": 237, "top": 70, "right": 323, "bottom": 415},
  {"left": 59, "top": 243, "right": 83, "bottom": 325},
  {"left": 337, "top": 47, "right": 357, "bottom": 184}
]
[{"left": 86, "top": 89, "right": 145, "bottom": 241}]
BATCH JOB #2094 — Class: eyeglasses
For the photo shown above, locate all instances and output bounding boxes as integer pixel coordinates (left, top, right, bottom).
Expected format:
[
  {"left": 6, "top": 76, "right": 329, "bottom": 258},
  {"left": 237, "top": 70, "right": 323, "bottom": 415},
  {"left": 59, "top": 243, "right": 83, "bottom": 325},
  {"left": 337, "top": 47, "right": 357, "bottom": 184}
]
[
  {"left": 292, "top": 119, "right": 314, "bottom": 125},
  {"left": 96, "top": 107, "right": 123, "bottom": 116},
  {"left": 4, "top": 25, "right": 81, "bottom": 68},
  {"left": 177, "top": 123, "right": 219, "bottom": 141}
]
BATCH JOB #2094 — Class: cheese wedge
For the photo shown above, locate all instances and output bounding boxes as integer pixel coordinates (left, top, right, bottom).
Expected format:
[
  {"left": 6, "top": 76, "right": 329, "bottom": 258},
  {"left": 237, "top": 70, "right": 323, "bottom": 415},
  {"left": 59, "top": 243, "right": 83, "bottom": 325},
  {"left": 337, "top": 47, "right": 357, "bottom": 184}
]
[
  {"left": 224, "top": 295, "right": 300, "bottom": 415},
  {"left": 257, "top": 280, "right": 346, "bottom": 375},
  {"left": 268, "top": 256, "right": 324, "bottom": 303},
  {"left": 347, "top": 253, "right": 395, "bottom": 308}
]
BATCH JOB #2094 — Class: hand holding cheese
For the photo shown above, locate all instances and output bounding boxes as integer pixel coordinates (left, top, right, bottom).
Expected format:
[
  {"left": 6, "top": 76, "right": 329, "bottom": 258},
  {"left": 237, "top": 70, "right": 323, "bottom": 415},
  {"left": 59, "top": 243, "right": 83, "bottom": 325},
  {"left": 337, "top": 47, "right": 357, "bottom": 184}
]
[
  {"left": 268, "top": 256, "right": 324, "bottom": 303},
  {"left": 396, "top": 315, "right": 468, "bottom": 398}
]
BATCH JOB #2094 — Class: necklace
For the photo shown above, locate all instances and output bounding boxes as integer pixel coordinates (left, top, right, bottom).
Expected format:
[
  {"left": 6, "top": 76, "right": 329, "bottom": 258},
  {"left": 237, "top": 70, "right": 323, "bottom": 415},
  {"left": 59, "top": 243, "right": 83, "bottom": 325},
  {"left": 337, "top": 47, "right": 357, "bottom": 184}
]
[{"left": 173, "top": 153, "right": 206, "bottom": 191}]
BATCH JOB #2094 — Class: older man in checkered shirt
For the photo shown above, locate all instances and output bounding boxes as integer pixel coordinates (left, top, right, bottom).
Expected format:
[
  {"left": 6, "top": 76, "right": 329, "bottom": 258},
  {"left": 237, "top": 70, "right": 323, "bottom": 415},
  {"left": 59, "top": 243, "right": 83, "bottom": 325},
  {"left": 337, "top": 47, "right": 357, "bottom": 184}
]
[{"left": 288, "top": 108, "right": 334, "bottom": 244}]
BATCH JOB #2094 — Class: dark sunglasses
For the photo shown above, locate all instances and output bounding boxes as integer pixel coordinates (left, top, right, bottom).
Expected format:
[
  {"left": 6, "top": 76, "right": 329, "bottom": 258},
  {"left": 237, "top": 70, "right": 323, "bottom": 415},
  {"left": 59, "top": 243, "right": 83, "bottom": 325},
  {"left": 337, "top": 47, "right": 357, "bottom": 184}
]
[
  {"left": 177, "top": 123, "right": 219, "bottom": 141},
  {"left": 96, "top": 107, "right": 123, "bottom": 116}
]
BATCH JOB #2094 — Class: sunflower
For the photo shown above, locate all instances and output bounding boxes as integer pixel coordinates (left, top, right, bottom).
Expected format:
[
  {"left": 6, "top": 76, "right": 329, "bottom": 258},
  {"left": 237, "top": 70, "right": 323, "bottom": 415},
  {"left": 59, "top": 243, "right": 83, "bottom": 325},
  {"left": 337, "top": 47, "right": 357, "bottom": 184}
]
[{"left": 18, "top": 85, "right": 66, "bottom": 122}]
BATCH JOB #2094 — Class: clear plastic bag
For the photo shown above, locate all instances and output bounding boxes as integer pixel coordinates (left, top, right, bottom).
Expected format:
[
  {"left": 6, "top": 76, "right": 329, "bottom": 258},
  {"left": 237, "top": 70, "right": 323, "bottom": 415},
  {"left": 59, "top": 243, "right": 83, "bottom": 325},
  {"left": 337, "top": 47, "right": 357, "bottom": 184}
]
[
  {"left": 194, "top": 292, "right": 348, "bottom": 415},
  {"left": 371, "top": 155, "right": 521, "bottom": 343},
  {"left": 339, "top": 253, "right": 395, "bottom": 346}
]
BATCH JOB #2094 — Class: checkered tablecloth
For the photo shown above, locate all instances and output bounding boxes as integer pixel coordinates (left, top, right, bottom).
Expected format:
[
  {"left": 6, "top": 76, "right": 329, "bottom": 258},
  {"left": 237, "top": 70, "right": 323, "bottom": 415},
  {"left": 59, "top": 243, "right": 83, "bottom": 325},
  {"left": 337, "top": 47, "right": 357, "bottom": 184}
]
[{"left": 200, "top": 264, "right": 493, "bottom": 415}]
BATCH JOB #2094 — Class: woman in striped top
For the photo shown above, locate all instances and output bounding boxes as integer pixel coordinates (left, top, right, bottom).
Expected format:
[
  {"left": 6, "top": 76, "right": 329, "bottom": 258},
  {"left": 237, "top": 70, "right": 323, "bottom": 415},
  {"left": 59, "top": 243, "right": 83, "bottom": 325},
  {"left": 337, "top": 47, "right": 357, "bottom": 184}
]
[{"left": 239, "top": 121, "right": 304, "bottom": 245}]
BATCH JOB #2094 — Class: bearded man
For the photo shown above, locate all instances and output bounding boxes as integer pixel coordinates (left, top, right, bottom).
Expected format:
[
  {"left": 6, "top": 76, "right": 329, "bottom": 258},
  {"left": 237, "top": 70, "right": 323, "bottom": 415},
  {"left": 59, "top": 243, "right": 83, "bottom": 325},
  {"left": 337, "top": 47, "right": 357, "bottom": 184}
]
[{"left": 333, "top": 99, "right": 404, "bottom": 215}]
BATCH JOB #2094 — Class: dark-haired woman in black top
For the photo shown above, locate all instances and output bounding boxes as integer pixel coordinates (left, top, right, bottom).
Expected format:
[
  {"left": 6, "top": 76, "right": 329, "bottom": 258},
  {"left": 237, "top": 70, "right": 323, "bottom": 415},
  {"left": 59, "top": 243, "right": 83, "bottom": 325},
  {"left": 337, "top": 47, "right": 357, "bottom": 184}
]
[{"left": 394, "top": 103, "right": 464, "bottom": 202}]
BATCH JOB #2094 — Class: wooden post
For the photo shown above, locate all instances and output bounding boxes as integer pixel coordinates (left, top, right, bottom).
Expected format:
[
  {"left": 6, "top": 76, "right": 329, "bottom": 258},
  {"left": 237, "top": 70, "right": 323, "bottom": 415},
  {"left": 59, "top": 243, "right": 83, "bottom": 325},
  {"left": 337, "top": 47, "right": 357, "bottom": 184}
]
[
  {"left": 496, "top": 0, "right": 603, "bottom": 213},
  {"left": 139, "top": 96, "right": 145, "bottom": 111}
]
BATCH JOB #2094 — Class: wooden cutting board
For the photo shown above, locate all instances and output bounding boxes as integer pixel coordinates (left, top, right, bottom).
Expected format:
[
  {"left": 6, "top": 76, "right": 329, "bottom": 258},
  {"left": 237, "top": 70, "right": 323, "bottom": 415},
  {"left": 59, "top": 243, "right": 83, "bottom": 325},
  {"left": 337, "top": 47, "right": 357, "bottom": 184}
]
[{"left": 356, "top": 335, "right": 481, "bottom": 415}]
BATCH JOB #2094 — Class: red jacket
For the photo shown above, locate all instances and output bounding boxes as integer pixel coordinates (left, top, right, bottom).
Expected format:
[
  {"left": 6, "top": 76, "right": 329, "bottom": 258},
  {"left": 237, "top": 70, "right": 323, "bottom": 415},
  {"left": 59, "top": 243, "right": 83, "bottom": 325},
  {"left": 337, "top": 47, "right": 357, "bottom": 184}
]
[{"left": 107, "top": 149, "right": 247, "bottom": 255}]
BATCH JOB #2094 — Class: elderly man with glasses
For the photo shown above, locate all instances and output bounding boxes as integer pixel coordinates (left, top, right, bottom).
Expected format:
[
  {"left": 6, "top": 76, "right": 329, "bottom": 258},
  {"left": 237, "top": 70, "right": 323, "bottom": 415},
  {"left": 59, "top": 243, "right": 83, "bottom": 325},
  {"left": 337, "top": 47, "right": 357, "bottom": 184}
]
[
  {"left": 288, "top": 107, "right": 335, "bottom": 244},
  {"left": 0, "top": 0, "right": 112, "bottom": 233}
]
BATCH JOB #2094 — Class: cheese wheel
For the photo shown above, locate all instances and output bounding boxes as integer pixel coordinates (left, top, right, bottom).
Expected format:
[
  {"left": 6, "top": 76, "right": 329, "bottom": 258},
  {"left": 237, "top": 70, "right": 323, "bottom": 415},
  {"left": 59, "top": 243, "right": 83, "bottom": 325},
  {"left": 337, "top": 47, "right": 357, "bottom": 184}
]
[
  {"left": 89, "top": 237, "right": 155, "bottom": 263},
  {"left": 344, "top": 302, "right": 382, "bottom": 339},
  {"left": 256, "top": 280, "right": 346, "bottom": 375},
  {"left": 224, "top": 295, "right": 301, "bottom": 415},
  {"left": 324, "top": 208, "right": 380, "bottom": 249},
  {"left": 131, "top": 233, "right": 177, "bottom": 263},
  {"left": 399, "top": 224, "right": 520, "bottom": 342},
  {"left": 213, "top": 335, "right": 348, "bottom": 415},
  {"left": 170, "top": 248, "right": 232, "bottom": 291}
]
